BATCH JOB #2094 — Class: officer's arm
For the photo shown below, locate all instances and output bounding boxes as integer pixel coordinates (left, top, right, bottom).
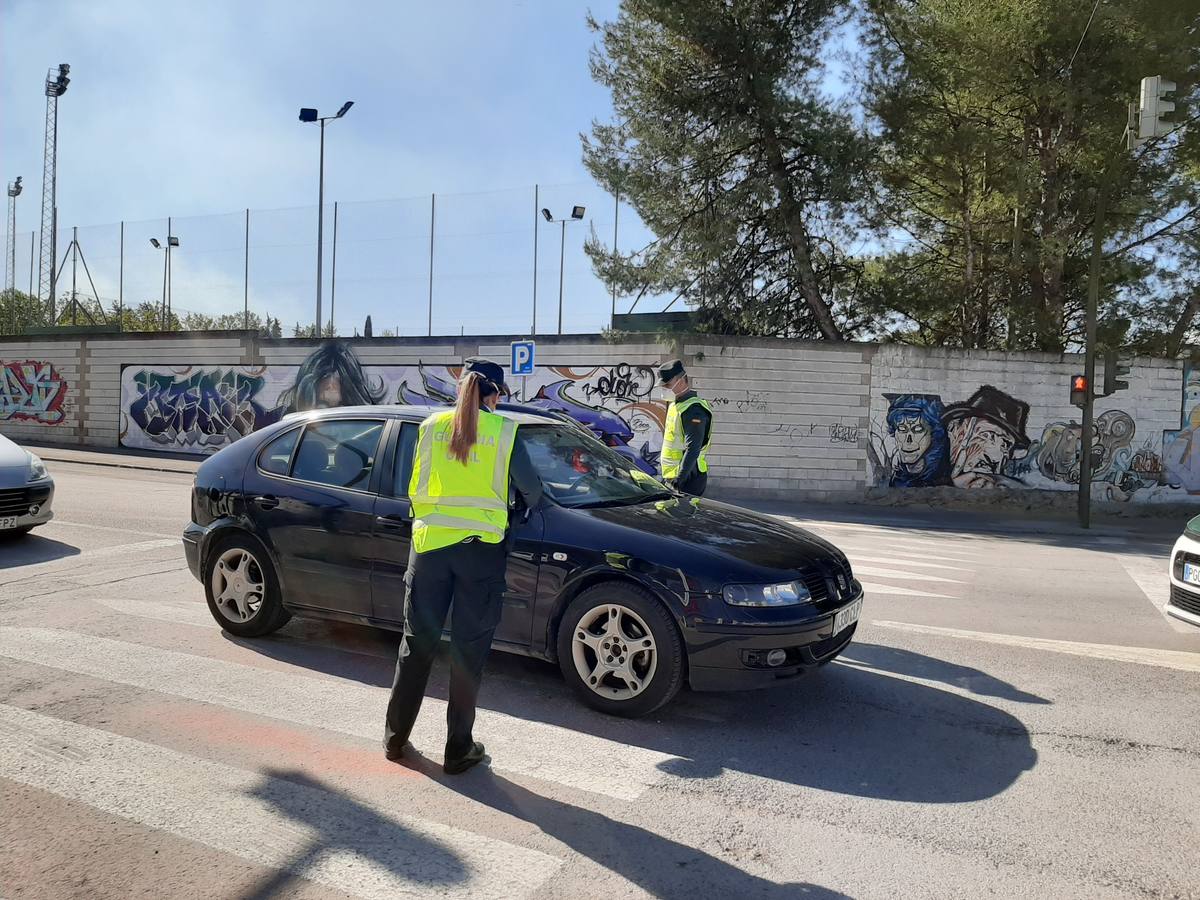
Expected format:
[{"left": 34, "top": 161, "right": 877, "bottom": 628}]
[
  {"left": 676, "top": 407, "right": 711, "bottom": 483},
  {"left": 509, "top": 438, "right": 543, "bottom": 510}
]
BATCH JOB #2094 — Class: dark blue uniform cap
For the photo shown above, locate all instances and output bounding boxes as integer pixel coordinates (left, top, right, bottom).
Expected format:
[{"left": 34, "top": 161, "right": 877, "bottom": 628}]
[{"left": 462, "top": 357, "right": 509, "bottom": 397}]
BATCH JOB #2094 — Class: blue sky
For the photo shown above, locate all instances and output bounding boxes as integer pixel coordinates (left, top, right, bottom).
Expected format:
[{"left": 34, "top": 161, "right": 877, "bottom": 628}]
[{"left": 0, "top": 0, "right": 657, "bottom": 335}]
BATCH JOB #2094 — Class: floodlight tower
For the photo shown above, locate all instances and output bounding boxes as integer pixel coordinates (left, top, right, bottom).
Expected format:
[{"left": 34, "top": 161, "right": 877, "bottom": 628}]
[
  {"left": 6, "top": 177, "right": 22, "bottom": 293},
  {"left": 38, "top": 63, "right": 70, "bottom": 318}
]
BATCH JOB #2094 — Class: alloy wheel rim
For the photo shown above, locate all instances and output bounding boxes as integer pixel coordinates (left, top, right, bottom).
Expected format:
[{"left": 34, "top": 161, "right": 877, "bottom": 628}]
[
  {"left": 211, "top": 548, "right": 266, "bottom": 623},
  {"left": 571, "top": 603, "right": 658, "bottom": 700}
]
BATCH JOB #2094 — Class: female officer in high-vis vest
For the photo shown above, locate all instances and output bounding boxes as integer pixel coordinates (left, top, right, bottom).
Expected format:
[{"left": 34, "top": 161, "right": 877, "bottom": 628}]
[
  {"left": 658, "top": 358, "right": 714, "bottom": 496},
  {"left": 384, "top": 357, "right": 540, "bottom": 774}
]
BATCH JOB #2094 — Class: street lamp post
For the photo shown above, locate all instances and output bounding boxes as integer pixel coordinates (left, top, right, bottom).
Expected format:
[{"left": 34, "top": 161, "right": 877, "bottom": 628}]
[
  {"left": 540, "top": 205, "right": 585, "bottom": 335},
  {"left": 299, "top": 101, "right": 353, "bottom": 338},
  {"left": 150, "top": 233, "right": 180, "bottom": 329}
]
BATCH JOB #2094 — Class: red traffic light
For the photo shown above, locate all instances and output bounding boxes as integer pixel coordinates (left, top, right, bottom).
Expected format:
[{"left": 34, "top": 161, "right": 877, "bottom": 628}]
[{"left": 1070, "top": 374, "right": 1089, "bottom": 409}]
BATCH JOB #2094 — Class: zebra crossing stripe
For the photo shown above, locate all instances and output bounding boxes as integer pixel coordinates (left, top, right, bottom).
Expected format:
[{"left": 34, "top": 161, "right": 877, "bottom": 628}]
[
  {"left": 0, "top": 626, "right": 676, "bottom": 801},
  {"left": 0, "top": 703, "right": 560, "bottom": 900}
]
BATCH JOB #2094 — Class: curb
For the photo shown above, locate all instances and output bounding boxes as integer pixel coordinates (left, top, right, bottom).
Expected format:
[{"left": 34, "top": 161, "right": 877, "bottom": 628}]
[{"left": 36, "top": 452, "right": 198, "bottom": 476}]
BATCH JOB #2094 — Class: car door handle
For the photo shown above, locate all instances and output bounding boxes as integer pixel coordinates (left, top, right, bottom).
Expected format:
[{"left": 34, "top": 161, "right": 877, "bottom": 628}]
[
  {"left": 253, "top": 494, "right": 279, "bottom": 510},
  {"left": 376, "top": 515, "right": 409, "bottom": 530}
]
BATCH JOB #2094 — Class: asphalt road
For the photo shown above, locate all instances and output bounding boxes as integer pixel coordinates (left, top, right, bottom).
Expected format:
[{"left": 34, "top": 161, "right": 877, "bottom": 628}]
[{"left": 1, "top": 459, "right": 1198, "bottom": 900}]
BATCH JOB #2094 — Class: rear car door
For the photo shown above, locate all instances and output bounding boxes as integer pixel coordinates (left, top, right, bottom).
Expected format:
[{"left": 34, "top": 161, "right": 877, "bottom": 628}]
[
  {"left": 371, "top": 418, "right": 544, "bottom": 648},
  {"left": 244, "top": 416, "right": 386, "bottom": 617}
]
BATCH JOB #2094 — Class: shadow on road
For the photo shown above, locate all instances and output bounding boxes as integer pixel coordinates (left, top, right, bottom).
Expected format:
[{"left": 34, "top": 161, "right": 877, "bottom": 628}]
[
  {"left": 230, "top": 626, "right": 1038, "bottom": 805},
  {"left": 238, "top": 767, "right": 465, "bottom": 899},
  {"left": 837, "top": 642, "right": 1051, "bottom": 704},
  {"left": 403, "top": 749, "right": 852, "bottom": 900},
  {"left": 0, "top": 533, "right": 80, "bottom": 569}
]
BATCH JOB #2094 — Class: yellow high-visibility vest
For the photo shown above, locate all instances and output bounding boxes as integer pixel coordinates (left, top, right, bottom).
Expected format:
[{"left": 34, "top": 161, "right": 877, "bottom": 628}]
[
  {"left": 409, "top": 409, "right": 518, "bottom": 553},
  {"left": 660, "top": 395, "right": 713, "bottom": 480}
]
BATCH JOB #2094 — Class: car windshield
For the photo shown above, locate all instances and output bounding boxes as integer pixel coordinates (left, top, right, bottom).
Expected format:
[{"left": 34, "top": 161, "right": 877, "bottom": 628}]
[{"left": 519, "top": 423, "right": 672, "bottom": 509}]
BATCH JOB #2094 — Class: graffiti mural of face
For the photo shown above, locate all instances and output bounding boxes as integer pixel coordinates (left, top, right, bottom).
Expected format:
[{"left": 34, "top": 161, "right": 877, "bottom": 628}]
[
  {"left": 948, "top": 417, "right": 1015, "bottom": 486},
  {"left": 893, "top": 415, "right": 933, "bottom": 467},
  {"left": 316, "top": 374, "right": 342, "bottom": 408}
]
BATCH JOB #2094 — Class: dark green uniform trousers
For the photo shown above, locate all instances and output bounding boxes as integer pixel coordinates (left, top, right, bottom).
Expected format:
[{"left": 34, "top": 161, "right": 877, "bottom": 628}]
[{"left": 384, "top": 538, "right": 506, "bottom": 759}]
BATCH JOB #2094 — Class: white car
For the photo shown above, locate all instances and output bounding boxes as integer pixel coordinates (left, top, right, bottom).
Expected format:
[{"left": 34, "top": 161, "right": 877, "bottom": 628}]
[
  {"left": 1168, "top": 521, "right": 1200, "bottom": 627},
  {"left": 0, "top": 433, "right": 55, "bottom": 536}
]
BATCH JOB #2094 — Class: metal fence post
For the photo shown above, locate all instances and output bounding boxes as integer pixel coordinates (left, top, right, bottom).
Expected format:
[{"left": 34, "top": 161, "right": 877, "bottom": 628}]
[
  {"left": 427, "top": 193, "right": 435, "bottom": 337},
  {"left": 532, "top": 183, "right": 538, "bottom": 336},
  {"left": 118, "top": 220, "right": 124, "bottom": 323},
  {"left": 244, "top": 208, "right": 250, "bottom": 330}
]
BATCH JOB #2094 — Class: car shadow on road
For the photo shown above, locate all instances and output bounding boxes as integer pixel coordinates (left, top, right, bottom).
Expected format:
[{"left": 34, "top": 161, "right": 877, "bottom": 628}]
[
  {"left": 0, "top": 533, "right": 80, "bottom": 569},
  {"left": 229, "top": 626, "right": 1038, "bottom": 806},
  {"left": 401, "top": 748, "right": 852, "bottom": 900},
  {"left": 837, "top": 642, "right": 1051, "bottom": 705},
  {"left": 236, "top": 767, "right": 466, "bottom": 900}
]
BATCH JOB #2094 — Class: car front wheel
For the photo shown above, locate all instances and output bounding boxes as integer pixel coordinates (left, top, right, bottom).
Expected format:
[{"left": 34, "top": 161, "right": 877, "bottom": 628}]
[
  {"left": 556, "top": 582, "right": 684, "bottom": 718},
  {"left": 203, "top": 534, "right": 291, "bottom": 637}
]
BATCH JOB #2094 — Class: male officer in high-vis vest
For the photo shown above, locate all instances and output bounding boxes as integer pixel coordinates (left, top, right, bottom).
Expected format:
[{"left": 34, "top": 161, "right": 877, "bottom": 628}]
[
  {"left": 658, "top": 358, "right": 713, "bottom": 496},
  {"left": 384, "top": 358, "right": 541, "bottom": 774}
]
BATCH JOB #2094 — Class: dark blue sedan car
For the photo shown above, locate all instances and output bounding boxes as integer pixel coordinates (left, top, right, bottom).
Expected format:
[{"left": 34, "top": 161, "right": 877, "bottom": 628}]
[{"left": 183, "top": 405, "right": 862, "bottom": 717}]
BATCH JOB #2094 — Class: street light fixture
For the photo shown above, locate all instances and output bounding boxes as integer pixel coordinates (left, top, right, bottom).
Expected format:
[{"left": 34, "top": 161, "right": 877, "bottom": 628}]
[
  {"left": 149, "top": 233, "right": 180, "bottom": 329},
  {"left": 298, "top": 100, "right": 354, "bottom": 337},
  {"left": 541, "top": 205, "right": 585, "bottom": 335}
]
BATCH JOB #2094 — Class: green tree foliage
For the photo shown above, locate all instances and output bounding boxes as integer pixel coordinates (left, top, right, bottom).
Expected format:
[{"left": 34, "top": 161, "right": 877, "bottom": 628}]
[
  {"left": 583, "top": 0, "right": 872, "bottom": 339},
  {"left": 588, "top": 0, "right": 1198, "bottom": 354},
  {"left": 861, "top": 0, "right": 1199, "bottom": 353}
]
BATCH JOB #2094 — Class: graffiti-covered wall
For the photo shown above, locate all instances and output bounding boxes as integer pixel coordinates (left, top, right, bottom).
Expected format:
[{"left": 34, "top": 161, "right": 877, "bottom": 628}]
[
  {"left": 0, "top": 342, "right": 80, "bottom": 443},
  {"left": 118, "top": 345, "right": 668, "bottom": 474},
  {"left": 867, "top": 346, "right": 1186, "bottom": 504},
  {"left": 4, "top": 330, "right": 1198, "bottom": 508}
]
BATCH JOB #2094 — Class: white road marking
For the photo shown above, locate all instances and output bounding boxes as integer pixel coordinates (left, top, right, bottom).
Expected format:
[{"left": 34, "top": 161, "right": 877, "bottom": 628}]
[
  {"left": 0, "top": 704, "right": 560, "bottom": 900},
  {"left": 0, "top": 627, "right": 677, "bottom": 800},
  {"left": 1118, "top": 556, "right": 1194, "bottom": 634},
  {"left": 845, "top": 555, "right": 972, "bottom": 572},
  {"left": 0, "top": 539, "right": 180, "bottom": 582},
  {"left": 40, "top": 519, "right": 177, "bottom": 539},
  {"left": 93, "top": 596, "right": 216, "bottom": 628},
  {"left": 858, "top": 582, "right": 953, "bottom": 599},
  {"left": 823, "top": 538, "right": 982, "bottom": 560},
  {"left": 850, "top": 566, "right": 965, "bottom": 584},
  {"left": 872, "top": 620, "right": 1200, "bottom": 673}
]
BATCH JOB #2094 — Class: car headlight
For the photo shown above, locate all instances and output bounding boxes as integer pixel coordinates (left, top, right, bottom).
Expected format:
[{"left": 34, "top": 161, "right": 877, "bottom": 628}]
[
  {"left": 723, "top": 580, "right": 812, "bottom": 607},
  {"left": 27, "top": 453, "right": 49, "bottom": 482}
]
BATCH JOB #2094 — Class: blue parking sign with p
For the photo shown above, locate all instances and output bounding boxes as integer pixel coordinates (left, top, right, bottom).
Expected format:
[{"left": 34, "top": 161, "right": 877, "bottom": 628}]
[{"left": 511, "top": 340, "right": 535, "bottom": 376}]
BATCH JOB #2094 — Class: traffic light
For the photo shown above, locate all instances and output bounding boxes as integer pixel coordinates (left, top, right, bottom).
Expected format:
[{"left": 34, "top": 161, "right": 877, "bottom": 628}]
[
  {"left": 1139, "top": 75, "right": 1177, "bottom": 141},
  {"left": 1070, "top": 374, "right": 1089, "bottom": 409},
  {"left": 1103, "top": 349, "right": 1131, "bottom": 396}
]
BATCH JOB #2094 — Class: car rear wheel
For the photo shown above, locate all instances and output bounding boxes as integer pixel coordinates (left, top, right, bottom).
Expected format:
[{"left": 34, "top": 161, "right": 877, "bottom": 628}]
[
  {"left": 556, "top": 583, "right": 684, "bottom": 718},
  {"left": 204, "top": 534, "right": 291, "bottom": 637}
]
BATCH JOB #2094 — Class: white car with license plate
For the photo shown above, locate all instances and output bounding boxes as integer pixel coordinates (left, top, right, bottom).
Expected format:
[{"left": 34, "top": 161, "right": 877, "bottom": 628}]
[
  {"left": 1167, "top": 519, "right": 1200, "bottom": 627},
  {"left": 0, "top": 433, "right": 55, "bottom": 537}
]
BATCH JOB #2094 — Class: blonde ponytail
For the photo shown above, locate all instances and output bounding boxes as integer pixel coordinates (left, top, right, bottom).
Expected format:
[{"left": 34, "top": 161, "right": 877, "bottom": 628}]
[{"left": 449, "top": 371, "right": 484, "bottom": 464}]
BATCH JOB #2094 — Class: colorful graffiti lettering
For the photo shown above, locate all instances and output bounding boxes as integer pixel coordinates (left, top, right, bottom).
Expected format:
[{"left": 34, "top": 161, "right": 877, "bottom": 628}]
[
  {"left": 126, "top": 368, "right": 283, "bottom": 447},
  {"left": 0, "top": 360, "right": 68, "bottom": 425},
  {"left": 119, "top": 343, "right": 669, "bottom": 473}
]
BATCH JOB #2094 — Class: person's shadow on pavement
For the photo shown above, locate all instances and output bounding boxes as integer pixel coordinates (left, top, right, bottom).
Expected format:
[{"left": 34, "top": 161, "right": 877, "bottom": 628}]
[{"left": 401, "top": 749, "right": 852, "bottom": 900}]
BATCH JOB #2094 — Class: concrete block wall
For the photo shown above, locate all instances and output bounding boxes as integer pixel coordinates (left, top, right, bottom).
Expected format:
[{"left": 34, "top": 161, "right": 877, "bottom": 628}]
[
  {"left": 685, "top": 339, "right": 872, "bottom": 501},
  {"left": 1, "top": 330, "right": 1192, "bottom": 507},
  {"left": 866, "top": 345, "right": 1185, "bottom": 505}
]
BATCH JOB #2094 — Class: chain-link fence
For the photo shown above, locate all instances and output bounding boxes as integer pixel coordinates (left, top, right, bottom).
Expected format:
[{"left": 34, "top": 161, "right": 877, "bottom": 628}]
[{"left": 2, "top": 180, "right": 667, "bottom": 337}]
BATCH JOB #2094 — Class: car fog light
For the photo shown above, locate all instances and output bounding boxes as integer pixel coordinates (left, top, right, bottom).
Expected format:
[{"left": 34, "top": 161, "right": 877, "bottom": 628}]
[
  {"left": 766, "top": 649, "right": 787, "bottom": 667},
  {"left": 28, "top": 504, "right": 40, "bottom": 516}
]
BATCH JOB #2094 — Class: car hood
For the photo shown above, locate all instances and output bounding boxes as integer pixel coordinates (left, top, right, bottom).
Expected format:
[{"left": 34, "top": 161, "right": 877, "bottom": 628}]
[
  {"left": 0, "top": 434, "right": 31, "bottom": 482},
  {"left": 576, "top": 496, "right": 843, "bottom": 585}
]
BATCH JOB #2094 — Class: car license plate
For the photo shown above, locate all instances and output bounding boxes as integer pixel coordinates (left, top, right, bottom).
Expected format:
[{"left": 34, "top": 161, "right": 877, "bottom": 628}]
[
  {"left": 0, "top": 517, "right": 17, "bottom": 530},
  {"left": 833, "top": 597, "right": 862, "bottom": 634},
  {"left": 1184, "top": 562, "right": 1200, "bottom": 587}
]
